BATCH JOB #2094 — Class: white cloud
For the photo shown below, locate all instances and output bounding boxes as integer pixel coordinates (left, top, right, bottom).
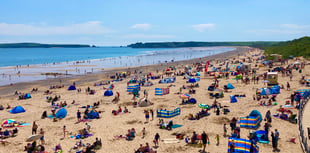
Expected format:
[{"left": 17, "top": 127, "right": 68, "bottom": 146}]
[
  {"left": 131, "top": 23, "right": 152, "bottom": 30},
  {"left": 0, "top": 21, "right": 112, "bottom": 36},
  {"left": 247, "top": 24, "right": 310, "bottom": 35},
  {"left": 122, "top": 34, "right": 175, "bottom": 39},
  {"left": 280, "top": 24, "right": 310, "bottom": 29},
  {"left": 192, "top": 23, "right": 215, "bottom": 32}
]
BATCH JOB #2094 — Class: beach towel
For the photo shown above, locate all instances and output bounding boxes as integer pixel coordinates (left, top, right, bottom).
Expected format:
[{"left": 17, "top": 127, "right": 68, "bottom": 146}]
[
  {"left": 171, "top": 124, "right": 183, "bottom": 129},
  {"left": 162, "top": 138, "right": 180, "bottom": 144},
  {"left": 114, "top": 135, "right": 127, "bottom": 139}
]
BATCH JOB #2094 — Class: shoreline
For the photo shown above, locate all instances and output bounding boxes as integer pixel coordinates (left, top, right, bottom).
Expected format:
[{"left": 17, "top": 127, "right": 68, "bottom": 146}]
[{"left": 0, "top": 46, "right": 250, "bottom": 97}]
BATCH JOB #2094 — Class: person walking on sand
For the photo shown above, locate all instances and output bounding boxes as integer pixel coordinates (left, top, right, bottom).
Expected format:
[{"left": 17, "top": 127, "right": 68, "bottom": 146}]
[
  {"left": 63, "top": 125, "right": 67, "bottom": 138},
  {"left": 216, "top": 134, "right": 220, "bottom": 146},
  {"left": 287, "top": 82, "right": 290, "bottom": 91},
  {"left": 201, "top": 131, "right": 209, "bottom": 152},
  {"left": 142, "top": 127, "right": 146, "bottom": 139},
  {"left": 39, "top": 128, "right": 45, "bottom": 145},
  {"left": 150, "top": 109, "right": 154, "bottom": 121},
  {"left": 144, "top": 110, "right": 150, "bottom": 123},
  {"left": 77, "top": 110, "right": 81, "bottom": 122},
  {"left": 223, "top": 123, "right": 228, "bottom": 137},
  {"left": 32, "top": 121, "right": 38, "bottom": 135},
  {"left": 154, "top": 133, "right": 160, "bottom": 147}
]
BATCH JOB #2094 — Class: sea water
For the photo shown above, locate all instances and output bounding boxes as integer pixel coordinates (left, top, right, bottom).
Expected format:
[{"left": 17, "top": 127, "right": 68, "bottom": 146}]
[{"left": 0, "top": 47, "right": 234, "bottom": 86}]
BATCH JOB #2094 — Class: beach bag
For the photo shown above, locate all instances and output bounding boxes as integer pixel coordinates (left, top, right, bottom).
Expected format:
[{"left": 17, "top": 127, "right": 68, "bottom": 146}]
[{"left": 198, "top": 142, "right": 202, "bottom": 148}]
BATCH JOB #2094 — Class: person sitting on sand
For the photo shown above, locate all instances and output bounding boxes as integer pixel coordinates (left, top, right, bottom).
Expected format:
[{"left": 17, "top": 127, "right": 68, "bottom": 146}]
[
  {"left": 124, "top": 107, "right": 129, "bottom": 113},
  {"left": 191, "top": 131, "right": 198, "bottom": 144},
  {"left": 118, "top": 106, "right": 122, "bottom": 113}
]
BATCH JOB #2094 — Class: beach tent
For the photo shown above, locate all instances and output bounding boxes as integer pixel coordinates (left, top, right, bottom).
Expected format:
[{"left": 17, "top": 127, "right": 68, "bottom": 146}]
[
  {"left": 104, "top": 90, "right": 113, "bottom": 96},
  {"left": 68, "top": 85, "right": 76, "bottom": 90},
  {"left": 9, "top": 106, "right": 26, "bottom": 114},
  {"left": 157, "top": 108, "right": 181, "bottom": 118},
  {"left": 228, "top": 137, "right": 259, "bottom": 153},
  {"left": 254, "top": 130, "right": 269, "bottom": 144},
  {"left": 55, "top": 108, "right": 67, "bottom": 119},
  {"left": 239, "top": 110, "right": 262, "bottom": 129},
  {"left": 139, "top": 98, "right": 152, "bottom": 107},
  {"left": 127, "top": 84, "right": 140, "bottom": 92},
  {"left": 227, "top": 83, "right": 235, "bottom": 89},
  {"left": 230, "top": 95, "right": 238, "bottom": 103},
  {"left": 188, "top": 78, "right": 197, "bottom": 83},
  {"left": 188, "top": 98, "right": 197, "bottom": 104},
  {"left": 155, "top": 88, "right": 170, "bottom": 96},
  {"left": 24, "top": 93, "right": 31, "bottom": 99},
  {"left": 87, "top": 110, "right": 99, "bottom": 119},
  {"left": 270, "top": 85, "right": 280, "bottom": 94},
  {"left": 196, "top": 72, "right": 201, "bottom": 76},
  {"left": 260, "top": 88, "right": 267, "bottom": 96}
]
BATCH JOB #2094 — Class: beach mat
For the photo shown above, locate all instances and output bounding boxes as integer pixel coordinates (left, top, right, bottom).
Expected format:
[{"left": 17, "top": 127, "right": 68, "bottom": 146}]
[
  {"left": 171, "top": 124, "right": 182, "bottom": 129},
  {"left": 20, "top": 123, "right": 30, "bottom": 126},
  {"left": 162, "top": 138, "right": 180, "bottom": 144},
  {"left": 48, "top": 115, "right": 55, "bottom": 119}
]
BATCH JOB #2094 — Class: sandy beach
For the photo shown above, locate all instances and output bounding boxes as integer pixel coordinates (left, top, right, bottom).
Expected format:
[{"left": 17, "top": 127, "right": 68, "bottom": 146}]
[{"left": 0, "top": 46, "right": 308, "bottom": 153}]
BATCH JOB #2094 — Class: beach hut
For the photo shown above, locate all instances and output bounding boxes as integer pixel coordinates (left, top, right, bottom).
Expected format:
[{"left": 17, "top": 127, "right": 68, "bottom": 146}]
[
  {"left": 55, "top": 108, "right": 67, "bottom": 119},
  {"left": 9, "top": 106, "right": 26, "bottom": 114},
  {"left": 127, "top": 84, "right": 140, "bottom": 93},
  {"left": 266, "top": 72, "right": 278, "bottom": 86},
  {"left": 104, "top": 90, "right": 113, "bottom": 96},
  {"left": 239, "top": 110, "right": 262, "bottom": 129},
  {"left": 68, "top": 85, "right": 76, "bottom": 90},
  {"left": 155, "top": 88, "right": 170, "bottom": 96},
  {"left": 228, "top": 137, "right": 259, "bottom": 153},
  {"left": 230, "top": 95, "right": 238, "bottom": 103},
  {"left": 24, "top": 93, "right": 31, "bottom": 99},
  {"left": 157, "top": 108, "right": 181, "bottom": 118}
]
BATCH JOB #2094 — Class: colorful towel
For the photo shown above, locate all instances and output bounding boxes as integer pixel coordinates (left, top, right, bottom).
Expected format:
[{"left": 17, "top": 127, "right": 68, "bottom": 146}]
[{"left": 171, "top": 124, "right": 183, "bottom": 129}]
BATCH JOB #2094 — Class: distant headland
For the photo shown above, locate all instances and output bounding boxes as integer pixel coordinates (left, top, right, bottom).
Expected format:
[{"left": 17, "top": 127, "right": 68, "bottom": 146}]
[{"left": 0, "top": 43, "right": 93, "bottom": 48}]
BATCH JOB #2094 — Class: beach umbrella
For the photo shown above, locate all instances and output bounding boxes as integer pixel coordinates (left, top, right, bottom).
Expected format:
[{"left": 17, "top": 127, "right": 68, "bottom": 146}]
[
  {"left": 26, "top": 134, "right": 43, "bottom": 142},
  {"left": 180, "top": 94, "right": 191, "bottom": 99},
  {"left": 2, "top": 119, "right": 16, "bottom": 126}
]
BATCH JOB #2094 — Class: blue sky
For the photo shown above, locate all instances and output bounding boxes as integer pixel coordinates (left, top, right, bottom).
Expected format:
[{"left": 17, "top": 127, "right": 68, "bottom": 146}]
[{"left": 0, "top": 0, "right": 309, "bottom": 46}]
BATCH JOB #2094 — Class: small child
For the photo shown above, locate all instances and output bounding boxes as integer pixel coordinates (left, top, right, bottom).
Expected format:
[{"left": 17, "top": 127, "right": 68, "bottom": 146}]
[
  {"left": 223, "top": 124, "right": 227, "bottom": 137},
  {"left": 216, "top": 134, "right": 220, "bottom": 146},
  {"left": 142, "top": 127, "right": 146, "bottom": 138}
]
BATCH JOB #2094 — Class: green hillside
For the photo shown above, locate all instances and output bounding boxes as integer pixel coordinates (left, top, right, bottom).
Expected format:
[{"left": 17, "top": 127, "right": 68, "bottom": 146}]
[
  {"left": 264, "top": 36, "right": 310, "bottom": 59},
  {"left": 127, "top": 41, "right": 279, "bottom": 48}
]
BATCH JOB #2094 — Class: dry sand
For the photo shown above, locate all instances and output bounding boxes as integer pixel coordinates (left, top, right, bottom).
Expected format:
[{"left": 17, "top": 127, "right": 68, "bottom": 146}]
[{"left": 0, "top": 46, "right": 308, "bottom": 153}]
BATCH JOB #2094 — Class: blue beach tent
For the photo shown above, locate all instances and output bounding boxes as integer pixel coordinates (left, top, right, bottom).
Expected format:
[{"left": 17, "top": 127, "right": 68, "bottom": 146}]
[
  {"left": 104, "top": 90, "right": 113, "bottom": 96},
  {"left": 230, "top": 95, "right": 238, "bottom": 103},
  {"left": 188, "top": 98, "right": 197, "bottom": 104},
  {"left": 227, "top": 83, "right": 235, "bottom": 89},
  {"left": 9, "top": 106, "right": 26, "bottom": 114},
  {"left": 24, "top": 93, "right": 31, "bottom": 99},
  {"left": 188, "top": 78, "right": 197, "bottom": 83},
  {"left": 87, "top": 110, "right": 100, "bottom": 119},
  {"left": 55, "top": 108, "right": 67, "bottom": 119},
  {"left": 68, "top": 85, "right": 76, "bottom": 90}
]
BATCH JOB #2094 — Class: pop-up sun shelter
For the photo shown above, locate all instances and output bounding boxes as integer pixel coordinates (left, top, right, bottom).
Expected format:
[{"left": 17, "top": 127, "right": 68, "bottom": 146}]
[
  {"left": 230, "top": 95, "right": 238, "bottom": 103},
  {"left": 239, "top": 110, "right": 262, "bottom": 129},
  {"left": 104, "top": 90, "right": 113, "bottom": 96},
  {"left": 68, "top": 85, "right": 76, "bottom": 90},
  {"left": 157, "top": 108, "right": 181, "bottom": 118},
  {"left": 55, "top": 108, "right": 67, "bottom": 119},
  {"left": 227, "top": 83, "right": 235, "bottom": 89},
  {"left": 9, "top": 106, "right": 26, "bottom": 114},
  {"left": 228, "top": 137, "right": 259, "bottom": 153},
  {"left": 24, "top": 93, "right": 31, "bottom": 99}
]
